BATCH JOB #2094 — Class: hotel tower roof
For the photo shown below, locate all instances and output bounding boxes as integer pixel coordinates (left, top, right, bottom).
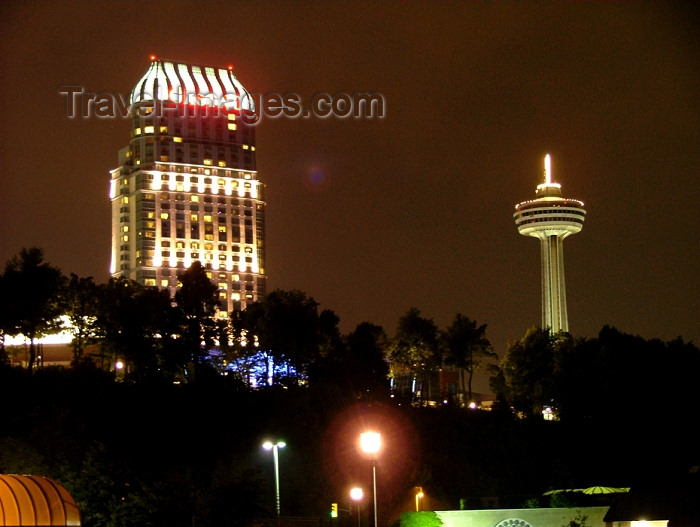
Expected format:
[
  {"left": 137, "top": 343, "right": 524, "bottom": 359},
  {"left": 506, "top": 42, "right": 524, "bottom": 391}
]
[{"left": 130, "top": 57, "right": 255, "bottom": 113}]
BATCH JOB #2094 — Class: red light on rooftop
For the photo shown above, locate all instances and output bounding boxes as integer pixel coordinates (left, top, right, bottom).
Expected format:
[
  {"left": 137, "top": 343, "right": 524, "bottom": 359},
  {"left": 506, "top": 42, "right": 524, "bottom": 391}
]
[
  {"left": 150, "top": 54, "right": 157, "bottom": 61},
  {"left": 228, "top": 64, "right": 234, "bottom": 71}
]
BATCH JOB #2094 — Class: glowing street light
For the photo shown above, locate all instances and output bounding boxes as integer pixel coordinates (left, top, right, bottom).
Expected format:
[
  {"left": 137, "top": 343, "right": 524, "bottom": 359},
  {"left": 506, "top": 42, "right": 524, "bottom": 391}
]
[
  {"left": 415, "top": 487, "right": 424, "bottom": 511},
  {"left": 350, "top": 487, "right": 363, "bottom": 527},
  {"left": 262, "top": 440, "right": 286, "bottom": 517},
  {"left": 360, "top": 432, "right": 381, "bottom": 527}
]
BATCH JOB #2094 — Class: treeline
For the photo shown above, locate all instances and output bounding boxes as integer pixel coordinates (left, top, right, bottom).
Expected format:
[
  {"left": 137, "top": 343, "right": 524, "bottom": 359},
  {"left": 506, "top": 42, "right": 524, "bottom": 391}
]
[
  {"left": 2, "top": 246, "right": 699, "bottom": 424},
  {"left": 0, "top": 247, "right": 497, "bottom": 403},
  {"left": 2, "top": 246, "right": 699, "bottom": 422}
]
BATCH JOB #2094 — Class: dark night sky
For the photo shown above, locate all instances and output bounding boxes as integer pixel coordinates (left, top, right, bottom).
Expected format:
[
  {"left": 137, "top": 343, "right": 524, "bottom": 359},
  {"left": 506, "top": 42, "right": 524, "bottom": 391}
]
[{"left": 1, "top": 2, "right": 699, "bottom": 378}]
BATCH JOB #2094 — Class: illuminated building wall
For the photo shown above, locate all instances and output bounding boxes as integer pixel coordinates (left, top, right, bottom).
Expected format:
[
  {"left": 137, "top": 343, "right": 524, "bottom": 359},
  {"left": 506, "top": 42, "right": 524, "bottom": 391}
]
[
  {"left": 513, "top": 155, "right": 585, "bottom": 333},
  {"left": 110, "top": 58, "right": 265, "bottom": 317}
]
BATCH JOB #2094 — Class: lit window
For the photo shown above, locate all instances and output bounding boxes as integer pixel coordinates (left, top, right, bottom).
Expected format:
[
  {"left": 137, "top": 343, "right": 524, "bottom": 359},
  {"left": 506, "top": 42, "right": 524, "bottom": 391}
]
[
  {"left": 174, "top": 137, "right": 182, "bottom": 142},
  {"left": 159, "top": 126, "right": 167, "bottom": 133},
  {"left": 204, "top": 215, "right": 213, "bottom": 223},
  {"left": 144, "top": 126, "right": 154, "bottom": 134},
  {"left": 218, "top": 161, "right": 226, "bottom": 167},
  {"left": 160, "top": 279, "right": 169, "bottom": 287},
  {"left": 145, "top": 278, "right": 156, "bottom": 286},
  {"left": 191, "top": 214, "right": 198, "bottom": 222},
  {"left": 228, "top": 123, "right": 236, "bottom": 131},
  {"left": 204, "top": 159, "right": 213, "bottom": 166},
  {"left": 160, "top": 212, "right": 169, "bottom": 219},
  {"left": 134, "top": 127, "right": 141, "bottom": 135},
  {"left": 191, "top": 195, "right": 199, "bottom": 203}
]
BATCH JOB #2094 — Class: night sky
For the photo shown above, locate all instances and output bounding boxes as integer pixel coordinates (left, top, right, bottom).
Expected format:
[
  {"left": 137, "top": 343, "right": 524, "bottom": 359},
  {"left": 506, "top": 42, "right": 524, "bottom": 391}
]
[{"left": 2, "top": 2, "right": 698, "bottom": 379}]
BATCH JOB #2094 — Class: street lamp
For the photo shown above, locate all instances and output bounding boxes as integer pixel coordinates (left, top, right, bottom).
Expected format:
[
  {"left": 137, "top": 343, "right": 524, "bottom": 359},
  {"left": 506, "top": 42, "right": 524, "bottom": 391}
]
[
  {"left": 359, "top": 432, "right": 381, "bottom": 527},
  {"left": 415, "top": 487, "right": 424, "bottom": 512},
  {"left": 350, "top": 487, "right": 363, "bottom": 527},
  {"left": 262, "top": 440, "right": 286, "bottom": 517}
]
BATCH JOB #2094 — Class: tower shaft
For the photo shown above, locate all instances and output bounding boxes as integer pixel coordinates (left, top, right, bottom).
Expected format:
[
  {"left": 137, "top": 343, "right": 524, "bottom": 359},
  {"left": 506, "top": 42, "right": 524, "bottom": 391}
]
[{"left": 539, "top": 233, "right": 569, "bottom": 333}]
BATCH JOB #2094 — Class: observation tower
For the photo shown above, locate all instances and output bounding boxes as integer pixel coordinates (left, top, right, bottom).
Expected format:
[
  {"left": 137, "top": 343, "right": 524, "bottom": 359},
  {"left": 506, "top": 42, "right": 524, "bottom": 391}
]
[{"left": 513, "top": 155, "right": 586, "bottom": 333}]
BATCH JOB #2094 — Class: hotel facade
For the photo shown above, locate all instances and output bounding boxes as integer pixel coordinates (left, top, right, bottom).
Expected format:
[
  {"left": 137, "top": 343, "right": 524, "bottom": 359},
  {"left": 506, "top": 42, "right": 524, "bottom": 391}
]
[{"left": 110, "top": 58, "right": 266, "bottom": 316}]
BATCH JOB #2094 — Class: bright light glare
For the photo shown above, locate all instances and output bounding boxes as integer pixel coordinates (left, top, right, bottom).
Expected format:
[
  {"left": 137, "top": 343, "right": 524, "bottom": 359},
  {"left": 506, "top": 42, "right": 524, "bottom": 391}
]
[
  {"left": 350, "top": 487, "right": 363, "bottom": 501},
  {"left": 360, "top": 431, "right": 381, "bottom": 455},
  {"left": 263, "top": 441, "right": 286, "bottom": 450},
  {"left": 544, "top": 154, "right": 551, "bottom": 184}
]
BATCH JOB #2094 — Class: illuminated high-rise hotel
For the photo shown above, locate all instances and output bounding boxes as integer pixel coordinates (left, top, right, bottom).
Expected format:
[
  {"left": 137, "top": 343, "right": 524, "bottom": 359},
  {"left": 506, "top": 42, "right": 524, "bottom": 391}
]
[
  {"left": 513, "top": 155, "right": 585, "bottom": 333},
  {"left": 110, "top": 57, "right": 265, "bottom": 316}
]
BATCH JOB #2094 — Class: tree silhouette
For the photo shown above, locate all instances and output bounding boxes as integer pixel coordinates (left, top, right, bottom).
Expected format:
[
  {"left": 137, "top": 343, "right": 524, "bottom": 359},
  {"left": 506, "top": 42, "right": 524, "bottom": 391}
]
[
  {"left": 1, "top": 247, "right": 64, "bottom": 370},
  {"left": 63, "top": 273, "right": 100, "bottom": 365},
  {"left": 174, "top": 261, "right": 220, "bottom": 383},
  {"left": 496, "top": 326, "right": 567, "bottom": 418},
  {"left": 389, "top": 307, "right": 440, "bottom": 405},
  {"left": 441, "top": 314, "right": 497, "bottom": 403},
  {"left": 240, "top": 289, "right": 322, "bottom": 386}
]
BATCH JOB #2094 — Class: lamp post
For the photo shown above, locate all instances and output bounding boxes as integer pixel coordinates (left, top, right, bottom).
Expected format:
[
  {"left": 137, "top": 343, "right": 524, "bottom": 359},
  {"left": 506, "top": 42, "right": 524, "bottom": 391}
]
[
  {"left": 415, "top": 487, "right": 424, "bottom": 512},
  {"left": 262, "top": 440, "right": 286, "bottom": 517},
  {"left": 359, "top": 432, "right": 381, "bottom": 527},
  {"left": 350, "top": 487, "right": 363, "bottom": 527}
]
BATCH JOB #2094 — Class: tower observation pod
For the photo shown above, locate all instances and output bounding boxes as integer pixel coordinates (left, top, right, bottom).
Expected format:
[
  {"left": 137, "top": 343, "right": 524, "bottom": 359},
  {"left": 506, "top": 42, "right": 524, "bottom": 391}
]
[{"left": 513, "top": 155, "right": 586, "bottom": 333}]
